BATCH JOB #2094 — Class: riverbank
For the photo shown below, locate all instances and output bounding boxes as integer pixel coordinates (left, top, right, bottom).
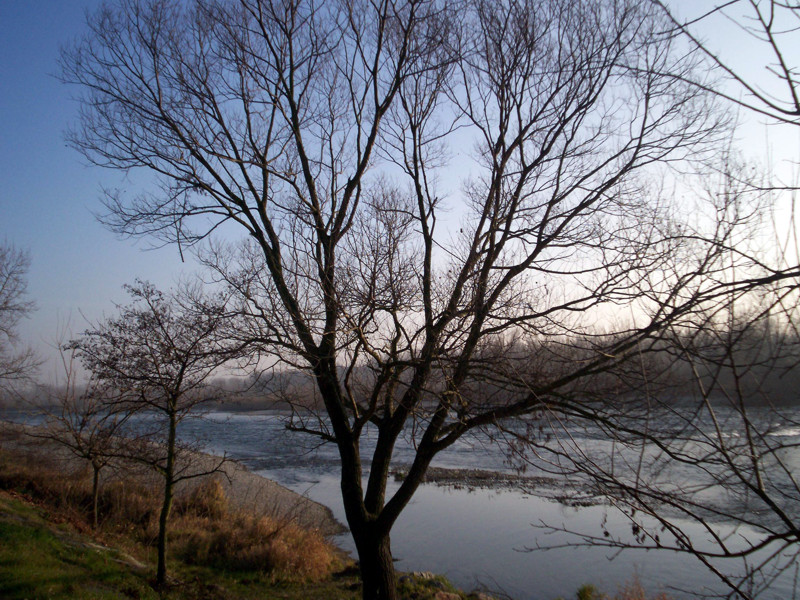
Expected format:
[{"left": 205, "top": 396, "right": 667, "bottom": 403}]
[
  {"left": 0, "top": 418, "right": 681, "bottom": 600},
  {"left": 0, "top": 423, "right": 354, "bottom": 598},
  {"left": 0, "top": 420, "right": 343, "bottom": 536},
  {"left": 0, "top": 421, "right": 502, "bottom": 600},
  {"left": 0, "top": 487, "right": 363, "bottom": 600},
  {"left": 0, "top": 483, "right": 671, "bottom": 600}
]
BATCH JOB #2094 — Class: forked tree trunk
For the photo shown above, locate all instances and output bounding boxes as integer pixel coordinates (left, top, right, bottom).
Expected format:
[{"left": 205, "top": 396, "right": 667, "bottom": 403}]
[
  {"left": 317, "top": 367, "right": 405, "bottom": 600},
  {"left": 353, "top": 525, "right": 398, "bottom": 600},
  {"left": 337, "top": 445, "right": 399, "bottom": 600}
]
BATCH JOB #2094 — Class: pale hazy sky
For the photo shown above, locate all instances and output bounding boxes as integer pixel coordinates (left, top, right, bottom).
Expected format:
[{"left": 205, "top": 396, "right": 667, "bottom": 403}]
[{"left": 0, "top": 1, "right": 797, "bottom": 378}]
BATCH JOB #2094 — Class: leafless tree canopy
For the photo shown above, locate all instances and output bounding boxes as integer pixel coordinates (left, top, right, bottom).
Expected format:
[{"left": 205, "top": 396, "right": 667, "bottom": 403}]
[
  {"left": 62, "top": 1, "right": 800, "bottom": 598},
  {"left": 0, "top": 242, "right": 38, "bottom": 398},
  {"left": 70, "top": 281, "right": 235, "bottom": 408},
  {"left": 68, "top": 280, "right": 238, "bottom": 585}
]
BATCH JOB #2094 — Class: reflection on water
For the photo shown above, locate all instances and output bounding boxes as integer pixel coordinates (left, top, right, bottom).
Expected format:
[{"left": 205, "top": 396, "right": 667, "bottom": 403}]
[{"left": 262, "top": 469, "right": 731, "bottom": 600}]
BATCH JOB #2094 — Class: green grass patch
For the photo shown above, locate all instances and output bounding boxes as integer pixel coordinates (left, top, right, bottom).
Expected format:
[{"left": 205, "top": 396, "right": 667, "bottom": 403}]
[
  {"left": 0, "top": 492, "right": 156, "bottom": 599},
  {"left": 0, "top": 490, "right": 361, "bottom": 600}
]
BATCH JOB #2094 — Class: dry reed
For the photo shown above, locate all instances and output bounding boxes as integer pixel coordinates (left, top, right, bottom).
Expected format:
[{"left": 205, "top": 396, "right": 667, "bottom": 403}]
[{"left": 0, "top": 448, "right": 339, "bottom": 582}]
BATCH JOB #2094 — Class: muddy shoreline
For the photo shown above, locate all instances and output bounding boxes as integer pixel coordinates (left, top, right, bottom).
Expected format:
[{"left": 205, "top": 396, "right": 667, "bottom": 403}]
[{"left": 390, "top": 465, "right": 603, "bottom": 506}]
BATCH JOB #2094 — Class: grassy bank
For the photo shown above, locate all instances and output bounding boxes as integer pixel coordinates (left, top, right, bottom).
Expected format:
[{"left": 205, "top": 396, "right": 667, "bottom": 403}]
[
  {"left": 0, "top": 443, "right": 674, "bottom": 600},
  {"left": 0, "top": 444, "right": 362, "bottom": 599},
  {"left": 0, "top": 488, "right": 367, "bottom": 599},
  {"left": 0, "top": 444, "right": 486, "bottom": 600}
]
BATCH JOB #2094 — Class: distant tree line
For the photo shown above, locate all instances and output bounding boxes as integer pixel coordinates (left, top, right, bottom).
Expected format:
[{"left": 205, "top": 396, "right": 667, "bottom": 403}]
[{"left": 0, "top": 0, "right": 795, "bottom": 598}]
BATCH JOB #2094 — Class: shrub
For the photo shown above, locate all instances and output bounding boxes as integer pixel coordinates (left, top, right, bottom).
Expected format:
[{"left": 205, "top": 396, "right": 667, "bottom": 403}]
[
  {"left": 173, "top": 508, "right": 337, "bottom": 581},
  {"left": 174, "top": 477, "right": 229, "bottom": 519},
  {"left": 99, "top": 479, "right": 158, "bottom": 535},
  {"left": 577, "top": 584, "right": 603, "bottom": 600},
  {"left": 0, "top": 448, "right": 340, "bottom": 582}
]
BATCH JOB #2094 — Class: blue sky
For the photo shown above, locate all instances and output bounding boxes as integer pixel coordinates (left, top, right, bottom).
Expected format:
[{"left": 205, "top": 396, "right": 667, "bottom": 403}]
[
  {"left": 1, "top": 1, "right": 188, "bottom": 378},
  {"left": 0, "top": 1, "right": 797, "bottom": 378}
]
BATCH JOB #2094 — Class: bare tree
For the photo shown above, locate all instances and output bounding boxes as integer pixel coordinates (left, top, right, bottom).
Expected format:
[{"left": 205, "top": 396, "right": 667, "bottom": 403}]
[
  {"left": 521, "top": 4, "right": 800, "bottom": 597},
  {"left": 31, "top": 346, "right": 130, "bottom": 529},
  {"left": 649, "top": 0, "right": 800, "bottom": 125},
  {"left": 61, "top": 1, "right": 799, "bottom": 598},
  {"left": 0, "top": 243, "right": 38, "bottom": 399},
  {"left": 516, "top": 296, "right": 800, "bottom": 598},
  {"left": 68, "top": 280, "right": 239, "bottom": 586}
]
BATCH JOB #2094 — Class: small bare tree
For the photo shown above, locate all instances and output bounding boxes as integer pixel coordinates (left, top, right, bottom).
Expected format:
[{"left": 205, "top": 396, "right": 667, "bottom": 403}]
[
  {"left": 68, "top": 280, "right": 239, "bottom": 586},
  {"left": 0, "top": 243, "right": 38, "bottom": 399},
  {"left": 31, "top": 346, "right": 131, "bottom": 529}
]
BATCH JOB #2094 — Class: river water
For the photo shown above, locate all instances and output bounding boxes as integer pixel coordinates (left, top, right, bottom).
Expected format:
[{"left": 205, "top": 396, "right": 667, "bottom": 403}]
[
  {"left": 5, "top": 405, "right": 798, "bottom": 599},
  {"left": 175, "top": 407, "right": 800, "bottom": 600}
]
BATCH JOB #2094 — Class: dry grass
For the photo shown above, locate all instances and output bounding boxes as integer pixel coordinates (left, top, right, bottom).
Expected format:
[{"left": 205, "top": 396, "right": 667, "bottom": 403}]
[
  {"left": 0, "top": 448, "right": 340, "bottom": 583},
  {"left": 574, "top": 577, "right": 673, "bottom": 600},
  {"left": 0, "top": 450, "right": 94, "bottom": 525},
  {"left": 171, "top": 479, "right": 337, "bottom": 580}
]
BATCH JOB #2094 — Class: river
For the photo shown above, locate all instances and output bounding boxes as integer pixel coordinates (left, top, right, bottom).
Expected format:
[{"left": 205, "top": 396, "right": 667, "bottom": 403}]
[
  {"left": 4, "top": 404, "right": 798, "bottom": 599},
  {"left": 176, "top": 407, "right": 800, "bottom": 600}
]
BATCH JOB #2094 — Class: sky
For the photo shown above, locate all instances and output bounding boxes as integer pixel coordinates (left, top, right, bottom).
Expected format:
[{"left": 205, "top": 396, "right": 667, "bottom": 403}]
[
  {"left": 1, "top": 0, "right": 189, "bottom": 380},
  {"left": 0, "top": 0, "right": 797, "bottom": 380}
]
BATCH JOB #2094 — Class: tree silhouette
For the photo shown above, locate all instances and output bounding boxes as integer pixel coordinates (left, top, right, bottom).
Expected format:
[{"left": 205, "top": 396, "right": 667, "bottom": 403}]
[
  {"left": 0, "top": 243, "right": 38, "bottom": 399},
  {"left": 69, "top": 281, "right": 238, "bottom": 586},
  {"left": 62, "top": 1, "right": 799, "bottom": 597}
]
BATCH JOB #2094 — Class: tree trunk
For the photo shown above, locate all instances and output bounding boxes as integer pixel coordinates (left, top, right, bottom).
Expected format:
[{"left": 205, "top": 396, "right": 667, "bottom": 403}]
[
  {"left": 156, "top": 411, "right": 177, "bottom": 587},
  {"left": 91, "top": 463, "right": 100, "bottom": 529},
  {"left": 353, "top": 525, "right": 397, "bottom": 600},
  {"left": 155, "top": 478, "right": 174, "bottom": 586}
]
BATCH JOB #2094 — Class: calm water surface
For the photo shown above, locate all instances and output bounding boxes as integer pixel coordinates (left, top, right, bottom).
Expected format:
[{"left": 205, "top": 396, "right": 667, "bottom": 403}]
[{"left": 178, "top": 409, "right": 800, "bottom": 600}]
